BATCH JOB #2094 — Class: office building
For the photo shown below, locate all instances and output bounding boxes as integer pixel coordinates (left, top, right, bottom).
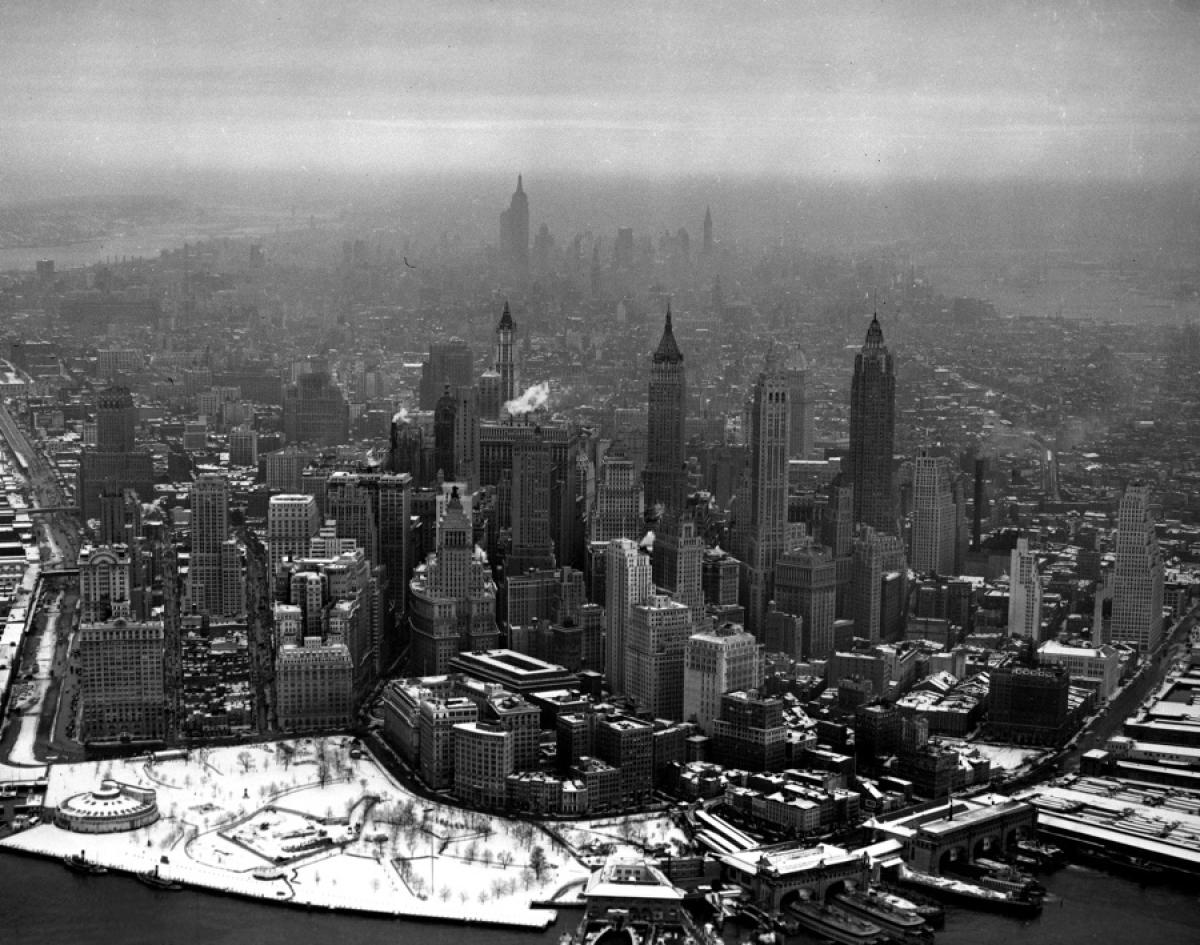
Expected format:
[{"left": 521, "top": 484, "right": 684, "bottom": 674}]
[
  {"left": 773, "top": 538, "right": 838, "bottom": 659},
  {"left": 495, "top": 300, "right": 518, "bottom": 410},
  {"left": 1008, "top": 536, "right": 1043, "bottom": 640},
  {"left": 626, "top": 593, "right": 691, "bottom": 720},
  {"left": 850, "top": 525, "right": 907, "bottom": 643},
  {"left": 282, "top": 370, "right": 349, "bottom": 446},
  {"left": 653, "top": 511, "right": 704, "bottom": 631},
  {"left": 591, "top": 440, "right": 643, "bottom": 543},
  {"left": 910, "top": 450, "right": 961, "bottom": 575},
  {"left": 683, "top": 624, "right": 762, "bottom": 732},
  {"left": 79, "top": 618, "right": 165, "bottom": 744},
  {"left": 507, "top": 426, "right": 556, "bottom": 575},
  {"left": 409, "top": 488, "right": 499, "bottom": 674},
  {"left": 738, "top": 350, "right": 791, "bottom": 634},
  {"left": 846, "top": 315, "right": 896, "bottom": 533},
  {"left": 644, "top": 307, "right": 687, "bottom": 516},
  {"left": 419, "top": 339, "right": 474, "bottom": 410},
  {"left": 275, "top": 642, "right": 354, "bottom": 731},
  {"left": 267, "top": 494, "right": 321, "bottom": 594},
  {"left": 1107, "top": 483, "right": 1165, "bottom": 653},
  {"left": 604, "top": 538, "right": 653, "bottom": 696}
]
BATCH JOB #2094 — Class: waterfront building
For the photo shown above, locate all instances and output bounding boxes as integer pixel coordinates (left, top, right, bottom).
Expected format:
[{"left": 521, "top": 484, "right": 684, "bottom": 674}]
[
  {"left": 275, "top": 642, "right": 354, "bottom": 731},
  {"left": 846, "top": 315, "right": 896, "bottom": 533},
  {"left": 79, "top": 618, "right": 165, "bottom": 744},
  {"left": 454, "top": 721, "right": 513, "bottom": 809}
]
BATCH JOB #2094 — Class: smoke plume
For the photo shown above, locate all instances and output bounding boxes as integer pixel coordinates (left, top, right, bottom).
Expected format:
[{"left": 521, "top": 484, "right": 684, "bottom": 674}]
[{"left": 504, "top": 382, "right": 550, "bottom": 416}]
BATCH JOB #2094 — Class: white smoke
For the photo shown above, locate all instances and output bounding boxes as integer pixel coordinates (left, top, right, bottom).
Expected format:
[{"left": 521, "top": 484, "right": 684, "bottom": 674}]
[
  {"left": 504, "top": 381, "right": 550, "bottom": 416},
  {"left": 392, "top": 407, "right": 410, "bottom": 424}
]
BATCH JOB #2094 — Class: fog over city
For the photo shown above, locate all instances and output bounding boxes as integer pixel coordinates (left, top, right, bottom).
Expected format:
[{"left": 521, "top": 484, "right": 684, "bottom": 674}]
[{"left": 4, "top": 4, "right": 1200, "bottom": 945}]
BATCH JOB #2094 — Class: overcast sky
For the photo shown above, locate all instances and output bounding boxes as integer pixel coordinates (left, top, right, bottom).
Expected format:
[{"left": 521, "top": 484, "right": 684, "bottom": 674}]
[{"left": 3, "top": 0, "right": 1199, "bottom": 191}]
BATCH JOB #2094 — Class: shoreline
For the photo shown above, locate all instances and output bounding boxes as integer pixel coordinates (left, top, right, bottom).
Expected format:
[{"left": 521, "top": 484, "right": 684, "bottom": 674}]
[{"left": 0, "top": 842, "right": 557, "bottom": 930}]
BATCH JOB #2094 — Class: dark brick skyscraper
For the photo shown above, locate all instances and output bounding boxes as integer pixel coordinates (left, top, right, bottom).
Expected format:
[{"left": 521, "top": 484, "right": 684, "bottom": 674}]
[
  {"left": 644, "top": 307, "right": 687, "bottom": 516},
  {"left": 847, "top": 314, "right": 896, "bottom": 534}
]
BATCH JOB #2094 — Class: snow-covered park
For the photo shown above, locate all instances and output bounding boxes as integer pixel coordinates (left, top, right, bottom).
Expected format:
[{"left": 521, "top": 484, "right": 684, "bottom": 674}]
[{"left": 0, "top": 738, "right": 596, "bottom": 927}]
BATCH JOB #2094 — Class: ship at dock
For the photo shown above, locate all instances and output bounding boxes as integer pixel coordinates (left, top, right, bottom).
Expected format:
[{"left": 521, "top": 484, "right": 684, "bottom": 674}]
[{"left": 831, "top": 884, "right": 934, "bottom": 941}]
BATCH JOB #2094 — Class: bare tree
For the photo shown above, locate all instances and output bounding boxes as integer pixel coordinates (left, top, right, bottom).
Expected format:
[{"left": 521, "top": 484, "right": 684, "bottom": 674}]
[
  {"left": 530, "top": 845, "right": 549, "bottom": 882},
  {"left": 237, "top": 751, "right": 253, "bottom": 774},
  {"left": 497, "top": 850, "right": 513, "bottom": 870}
]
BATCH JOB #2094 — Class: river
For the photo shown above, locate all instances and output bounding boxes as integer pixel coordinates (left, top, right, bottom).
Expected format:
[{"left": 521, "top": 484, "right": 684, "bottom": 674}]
[{"left": 3, "top": 851, "right": 1199, "bottom": 945}]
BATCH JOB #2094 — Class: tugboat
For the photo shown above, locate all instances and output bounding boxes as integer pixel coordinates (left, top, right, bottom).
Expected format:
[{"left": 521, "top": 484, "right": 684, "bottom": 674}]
[
  {"left": 137, "top": 865, "right": 182, "bottom": 891},
  {"left": 63, "top": 851, "right": 108, "bottom": 875},
  {"left": 831, "top": 885, "right": 934, "bottom": 942},
  {"left": 1012, "top": 839, "right": 1065, "bottom": 871}
]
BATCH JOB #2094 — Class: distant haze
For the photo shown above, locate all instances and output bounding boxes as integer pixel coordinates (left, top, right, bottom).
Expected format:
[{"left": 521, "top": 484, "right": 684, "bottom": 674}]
[{"left": 3, "top": 0, "right": 1199, "bottom": 199}]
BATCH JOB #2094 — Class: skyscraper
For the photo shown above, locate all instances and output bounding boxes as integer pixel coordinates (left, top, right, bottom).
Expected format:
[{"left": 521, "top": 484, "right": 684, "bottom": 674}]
[
  {"left": 1008, "top": 536, "right": 1043, "bottom": 640},
  {"left": 507, "top": 426, "right": 556, "bottom": 576},
  {"left": 495, "top": 300, "right": 517, "bottom": 410},
  {"left": 1108, "top": 483, "right": 1165, "bottom": 653},
  {"left": 683, "top": 623, "right": 762, "bottom": 732},
  {"left": 282, "top": 371, "right": 349, "bottom": 446},
  {"left": 652, "top": 511, "right": 704, "bottom": 631},
  {"left": 910, "top": 450, "right": 961, "bottom": 575},
  {"left": 591, "top": 439, "right": 643, "bottom": 544},
  {"left": 604, "top": 537, "right": 653, "bottom": 696},
  {"left": 77, "top": 386, "right": 154, "bottom": 519},
  {"left": 850, "top": 525, "right": 907, "bottom": 644},
  {"left": 267, "top": 494, "right": 321, "bottom": 594},
  {"left": 785, "top": 347, "right": 813, "bottom": 459},
  {"left": 644, "top": 307, "right": 687, "bottom": 517},
  {"left": 739, "top": 350, "right": 791, "bottom": 635},
  {"left": 847, "top": 314, "right": 896, "bottom": 533},
  {"left": 409, "top": 487, "right": 499, "bottom": 674},
  {"left": 626, "top": 593, "right": 692, "bottom": 720},
  {"left": 498, "top": 175, "right": 530, "bottom": 278},
  {"left": 774, "top": 538, "right": 838, "bottom": 659},
  {"left": 189, "top": 473, "right": 243, "bottom": 617}
]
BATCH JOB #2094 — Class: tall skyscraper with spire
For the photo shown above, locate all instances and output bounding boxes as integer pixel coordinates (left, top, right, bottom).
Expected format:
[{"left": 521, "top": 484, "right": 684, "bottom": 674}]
[
  {"left": 495, "top": 300, "right": 517, "bottom": 410},
  {"left": 739, "top": 350, "right": 792, "bottom": 635},
  {"left": 498, "top": 175, "right": 530, "bottom": 278},
  {"left": 644, "top": 307, "right": 687, "bottom": 517},
  {"left": 702, "top": 206, "right": 713, "bottom": 255},
  {"left": 847, "top": 314, "right": 896, "bottom": 534}
]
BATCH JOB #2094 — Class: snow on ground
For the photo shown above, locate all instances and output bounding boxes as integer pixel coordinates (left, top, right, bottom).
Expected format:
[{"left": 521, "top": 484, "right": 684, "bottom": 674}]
[
  {"left": 555, "top": 810, "right": 693, "bottom": 864},
  {"left": 6, "top": 595, "right": 60, "bottom": 767},
  {"left": 941, "top": 739, "right": 1048, "bottom": 772},
  {"left": 1, "top": 739, "right": 592, "bottom": 927}
]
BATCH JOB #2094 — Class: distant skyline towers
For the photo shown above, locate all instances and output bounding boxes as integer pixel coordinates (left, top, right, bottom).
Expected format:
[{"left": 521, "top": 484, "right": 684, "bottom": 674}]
[
  {"left": 419, "top": 339, "right": 473, "bottom": 410},
  {"left": 910, "top": 450, "right": 961, "bottom": 575},
  {"left": 847, "top": 314, "right": 896, "bottom": 534},
  {"left": 785, "top": 347, "right": 812, "bottom": 459},
  {"left": 96, "top": 385, "right": 136, "bottom": 452},
  {"left": 604, "top": 537, "right": 653, "bottom": 696},
  {"left": 498, "top": 174, "right": 529, "bottom": 278},
  {"left": 644, "top": 306, "right": 687, "bottom": 517},
  {"left": 77, "top": 385, "right": 154, "bottom": 519},
  {"left": 1008, "top": 536, "right": 1043, "bottom": 640},
  {"left": 739, "top": 349, "right": 791, "bottom": 635},
  {"left": 495, "top": 300, "right": 517, "bottom": 410},
  {"left": 702, "top": 206, "right": 713, "bottom": 255},
  {"left": 1108, "top": 482, "right": 1165, "bottom": 653}
]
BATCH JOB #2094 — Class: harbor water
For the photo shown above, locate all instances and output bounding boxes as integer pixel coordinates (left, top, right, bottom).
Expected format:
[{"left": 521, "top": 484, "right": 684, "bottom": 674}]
[{"left": 4, "top": 852, "right": 1199, "bottom": 945}]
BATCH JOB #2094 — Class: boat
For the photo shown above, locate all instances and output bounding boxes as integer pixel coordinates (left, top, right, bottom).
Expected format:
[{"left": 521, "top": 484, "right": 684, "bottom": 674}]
[
  {"left": 1012, "top": 839, "right": 1065, "bottom": 870},
  {"left": 786, "top": 899, "right": 889, "bottom": 945},
  {"left": 896, "top": 865, "right": 1042, "bottom": 917},
  {"left": 832, "top": 887, "right": 934, "bottom": 941},
  {"left": 137, "top": 866, "right": 182, "bottom": 891},
  {"left": 875, "top": 886, "right": 945, "bottom": 929},
  {"left": 62, "top": 852, "right": 107, "bottom": 875}
]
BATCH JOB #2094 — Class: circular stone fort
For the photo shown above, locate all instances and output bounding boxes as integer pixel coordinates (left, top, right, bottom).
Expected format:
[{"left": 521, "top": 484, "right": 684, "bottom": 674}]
[{"left": 54, "top": 780, "right": 159, "bottom": 833}]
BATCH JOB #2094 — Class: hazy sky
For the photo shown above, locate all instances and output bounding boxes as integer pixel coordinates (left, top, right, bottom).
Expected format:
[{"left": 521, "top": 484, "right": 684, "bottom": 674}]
[{"left": 3, "top": 0, "right": 1199, "bottom": 193}]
